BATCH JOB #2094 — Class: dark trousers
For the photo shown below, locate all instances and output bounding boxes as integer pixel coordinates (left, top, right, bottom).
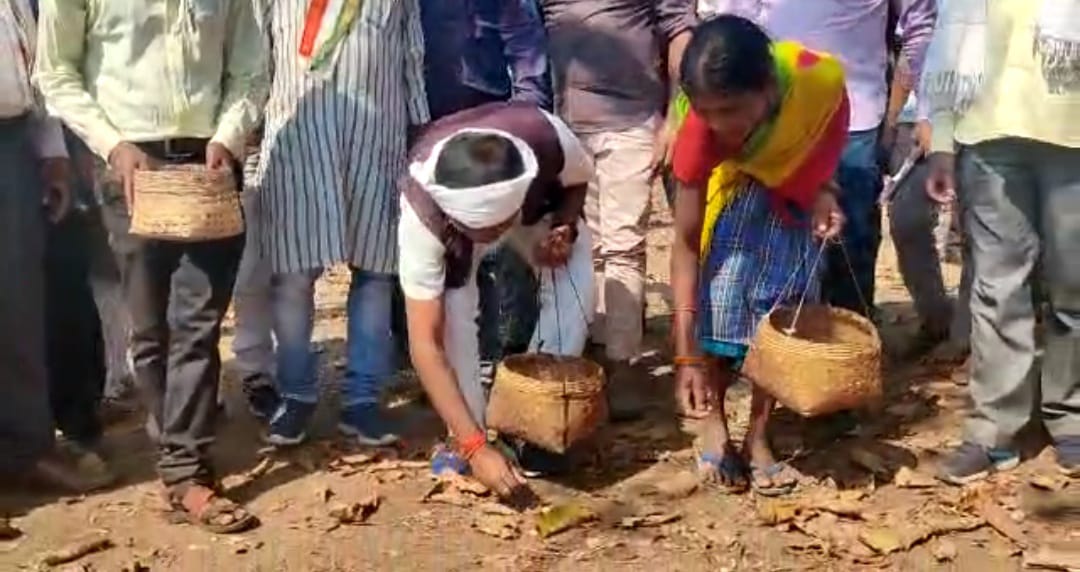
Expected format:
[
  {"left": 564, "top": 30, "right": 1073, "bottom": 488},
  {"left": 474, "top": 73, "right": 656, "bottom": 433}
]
[
  {"left": 45, "top": 208, "right": 106, "bottom": 447},
  {"left": 0, "top": 116, "right": 53, "bottom": 475},
  {"left": 824, "top": 128, "right": 882, "bottom": 316},
  {"left": 95, "top": 153, "right": 243, "bottom": 486}
]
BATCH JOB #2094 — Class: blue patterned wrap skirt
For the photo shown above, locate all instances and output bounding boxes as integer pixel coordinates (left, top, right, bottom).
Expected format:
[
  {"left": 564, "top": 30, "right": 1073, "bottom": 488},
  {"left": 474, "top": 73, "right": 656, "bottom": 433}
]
[{"left": 697, "top": 183, "right": 821, "bottom": 367}]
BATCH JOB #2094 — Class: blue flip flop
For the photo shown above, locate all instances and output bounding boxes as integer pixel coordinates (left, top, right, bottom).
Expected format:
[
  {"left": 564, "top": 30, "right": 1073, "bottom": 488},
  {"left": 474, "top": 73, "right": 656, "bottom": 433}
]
[
  {"left": 1055, "top": 436, "right": 1080, "bottom": 477},
  {"left": 699, "top": 448, "right": 750, "bottom": 492}
]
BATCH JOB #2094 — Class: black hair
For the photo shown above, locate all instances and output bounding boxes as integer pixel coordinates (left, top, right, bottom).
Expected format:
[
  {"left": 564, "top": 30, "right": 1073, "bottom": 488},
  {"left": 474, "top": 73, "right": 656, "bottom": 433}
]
[
  {"left": 433, "top": 132, "right": 525, "bottom": 189},
  {"left": 680, "top": 15, "right": 774, "bottom": 98}
]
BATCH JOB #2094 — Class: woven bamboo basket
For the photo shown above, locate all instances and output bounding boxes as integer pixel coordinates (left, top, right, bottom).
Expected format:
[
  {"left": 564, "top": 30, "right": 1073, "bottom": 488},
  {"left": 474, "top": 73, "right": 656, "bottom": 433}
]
[
  {"left": 742, "top": 304, "right": 883, "bottom": 417},
  {"left": 486, "top": 353, "right": 607, "bottom": 454},
  {"left": 130, "top": 165, "right": 243, "bottom": 241}
]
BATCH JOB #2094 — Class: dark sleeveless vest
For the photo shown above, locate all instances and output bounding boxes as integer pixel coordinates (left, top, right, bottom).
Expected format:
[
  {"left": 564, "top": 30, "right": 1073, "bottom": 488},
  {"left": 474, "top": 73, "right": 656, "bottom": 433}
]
[{"left": 401, "top": 101, "right": 566, "bottom": 289}]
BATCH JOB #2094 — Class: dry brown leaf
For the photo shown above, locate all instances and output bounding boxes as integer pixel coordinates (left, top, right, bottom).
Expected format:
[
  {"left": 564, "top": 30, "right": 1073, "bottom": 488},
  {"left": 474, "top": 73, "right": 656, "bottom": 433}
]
[
  {"left": 1023, "top": 541, "right": 1080, "bottom": 571},
  {"left": 975, "top": 497, "right": 1028, "bottom": 548},
  {"left": 377, "top": 470, "right": 407, "bottom": 483},
  {"left": 859, "top": 527, "right": 905, "bottom": 554},
  {"left": 1023, "top": 488, "right": 1080, "bottom": 522},
  {"left": 473, "top": 514, "right": 520, "bottom": 540},
  {"left": 478, "top": 502, "right": 520, "bottom": 516},
  {"left": 427, "top": 491, "right": 474, "bottom": 508},
  {"left": 339, "top": 452, "right": 377, "bottom": 467},
  {"left": 439, "top": 473, "right": 490, "bottom": 496},
  {"left": 327, "top": 492, "right": 380, "bottom": 525},
  {"left": 654, "top": 471, "right": 701, "bottom": 500},
  {"left": 858, "top": 516, "right": 983, "bottom": 554},
  {"left": 932, "top": 539, "right": 958, "bottom": 562},
  {"left": 38, "top": 533, "right": 114, "bottom": 567},
  {"left": 536, "top": 503, "right": 598, "bottom": 539},
  {"left": 618, "top": 512, "right": 681, "bottom": 529},
  {"left": 894, "top": 466, "right": 938, "bottom": 489},
  {"left": 757, "top": 500, "right": 801, "bottom": 525},
  {"left": 1029, "top": 474, "right": 1068, "bottom": 492},
  {"left": 367, "top": 460, "right": 428, "bottom": 472}
]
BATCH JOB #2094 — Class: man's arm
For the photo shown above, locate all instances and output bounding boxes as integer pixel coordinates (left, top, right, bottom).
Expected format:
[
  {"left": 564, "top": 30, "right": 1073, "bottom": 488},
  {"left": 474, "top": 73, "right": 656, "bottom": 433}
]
[
  {"left": 656, "top": 0, "right": 697, "bottom": 86},
  {"left": 34, "top": 0, "right": 123, "bottom": 160},
  {"left": 886, "top": 0, "right": 936, "bottom": 130},
  {"left": 211, "top": 0, "right": 269, "bottom": 160},
  {"left": 403, "top": 0, "right": 431, "bottom": 127},
  {"left": 498, "top": 0, "right": 553, "bottom": 111}
]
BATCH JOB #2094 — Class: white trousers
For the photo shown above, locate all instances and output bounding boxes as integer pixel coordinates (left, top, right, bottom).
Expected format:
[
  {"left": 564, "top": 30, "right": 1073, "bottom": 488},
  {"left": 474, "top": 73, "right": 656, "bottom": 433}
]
[{"left": 445, "top": 218, "right": 594, "bottom": 425}]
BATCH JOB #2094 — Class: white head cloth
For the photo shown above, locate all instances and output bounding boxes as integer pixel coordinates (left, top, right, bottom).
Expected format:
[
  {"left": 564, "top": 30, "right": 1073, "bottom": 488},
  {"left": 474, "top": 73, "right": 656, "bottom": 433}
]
[{"left": 408, "top": 128, "right": 538, "bottom": 230}]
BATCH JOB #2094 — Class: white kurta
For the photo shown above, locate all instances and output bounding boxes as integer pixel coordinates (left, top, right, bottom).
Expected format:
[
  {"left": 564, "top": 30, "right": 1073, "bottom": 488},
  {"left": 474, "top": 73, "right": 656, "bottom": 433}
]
[{"left": 254, "top": 0, "right": 429, "bottom": 274}]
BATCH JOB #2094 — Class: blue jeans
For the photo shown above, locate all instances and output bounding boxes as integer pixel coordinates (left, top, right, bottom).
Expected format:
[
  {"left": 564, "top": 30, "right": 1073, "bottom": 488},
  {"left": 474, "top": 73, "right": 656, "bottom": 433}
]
[
  {"left": 343, "top": 269, "right": 397, "bottom": 407},
  {"left": 824, "top": 128, "right": 882, "bottom": 316},
  {"left": 239, "top": 268, "right": 395, "bottom": 408}
]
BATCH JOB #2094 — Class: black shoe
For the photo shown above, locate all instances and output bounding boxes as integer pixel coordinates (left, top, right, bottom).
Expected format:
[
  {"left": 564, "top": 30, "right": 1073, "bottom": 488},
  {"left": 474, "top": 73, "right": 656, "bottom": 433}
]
[
  {"left": 937, "top": 442, "right": 1020, "bottom": 485},
  {"left": 513, "top": 440, "right": 571, "bottom": 478},
  {"left": 338, "top": 403, "right": 400, "bottom": 447},
  {"left": 606, "top": 361, "right": 646, "bottom": 423},
  {"left": 242, "top": 375, "right": 282, "bottom": 422},
  {"left": 265, "top": 399, "right": 316, "bottom": 446}
]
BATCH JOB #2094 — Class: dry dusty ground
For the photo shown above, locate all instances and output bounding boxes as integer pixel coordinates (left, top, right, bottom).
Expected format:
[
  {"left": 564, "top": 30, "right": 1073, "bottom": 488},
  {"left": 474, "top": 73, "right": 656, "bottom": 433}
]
[{"left": 1, "top": 191, "right": 1077, "bottom": 571}]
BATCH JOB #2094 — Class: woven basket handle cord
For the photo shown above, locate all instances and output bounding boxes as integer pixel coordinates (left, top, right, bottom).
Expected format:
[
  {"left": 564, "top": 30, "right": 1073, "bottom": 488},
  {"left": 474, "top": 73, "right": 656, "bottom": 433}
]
[{"left": 775, "top": 238, "right": 872, "bottom": 336}]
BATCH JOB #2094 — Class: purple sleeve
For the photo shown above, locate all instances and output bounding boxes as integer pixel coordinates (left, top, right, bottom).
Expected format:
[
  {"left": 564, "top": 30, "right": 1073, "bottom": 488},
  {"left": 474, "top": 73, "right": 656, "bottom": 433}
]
[
  {"left": 500, "top": 0, "right": 554, "bottom": 111},
  {"left": 896, "top": 0, "right": 937, "bottom": 84},
  {"left": 656, "top": 0, "right": 698, "bottom": 41}
]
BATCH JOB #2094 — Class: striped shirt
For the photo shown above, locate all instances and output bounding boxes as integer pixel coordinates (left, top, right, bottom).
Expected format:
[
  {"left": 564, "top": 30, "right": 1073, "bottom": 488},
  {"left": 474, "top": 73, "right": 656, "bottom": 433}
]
[{"left": 253, "top": 0, "right": 429, "bottom": 275}]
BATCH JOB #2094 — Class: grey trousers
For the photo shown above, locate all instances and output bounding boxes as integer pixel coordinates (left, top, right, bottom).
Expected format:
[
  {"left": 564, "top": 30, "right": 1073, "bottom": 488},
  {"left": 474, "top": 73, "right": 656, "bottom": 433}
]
[
  {"left": 96, "top": 152, "right": 244, "bottom": 486},
  {"left": 887, "top": 127, "right": 972, "bottom": 341},
  {"left": 0, "top": 115, "right": 53, "bottom": 474},
  {"left": 959, "top": 138, "right": 1080, "bottom": 448}
]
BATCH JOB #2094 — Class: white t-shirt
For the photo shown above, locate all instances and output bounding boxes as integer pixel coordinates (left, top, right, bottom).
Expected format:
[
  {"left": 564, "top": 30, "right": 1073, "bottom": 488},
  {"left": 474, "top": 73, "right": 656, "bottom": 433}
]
[{"left": 398, "top": 110, "right": 593, "bottom": 301}]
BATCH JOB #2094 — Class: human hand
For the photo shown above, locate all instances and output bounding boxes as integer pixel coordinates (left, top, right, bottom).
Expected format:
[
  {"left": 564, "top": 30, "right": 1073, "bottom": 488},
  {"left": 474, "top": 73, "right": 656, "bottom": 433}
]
[
  {"left": 925, "top": 152, "right": 956, "bottom": 205},
  {"left": 534, "top": 224, "right": 575, "bottom": 267},
  {"left": 205, "top": 142, "right": 235, "bottom": 171},
  {"left": 914, "top": 120, "right": 932, "bottom": 157},
  {"left": 811, "top": 189, "right": 844, "bottom": 240},
  {"left": 40, "top": 158, "right": 72, "bottom": 224},
  {"left": 648, "top": 119, "right": 678, "bottom": 183},
  {"left": 675, "top": 363, "right": 714, "bottom": 419},
  {"left": 108, "top": 142, "right": 153, "bottom": 210},
  {"left": 468, "top": 444, "right": 528, "bottom": 498}
]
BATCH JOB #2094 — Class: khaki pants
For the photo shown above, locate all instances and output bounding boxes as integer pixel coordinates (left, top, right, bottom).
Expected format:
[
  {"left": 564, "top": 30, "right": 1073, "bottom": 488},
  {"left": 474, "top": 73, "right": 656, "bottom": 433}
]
[{"left": 580, "top": 121, "right": 654, "bottom": 362}]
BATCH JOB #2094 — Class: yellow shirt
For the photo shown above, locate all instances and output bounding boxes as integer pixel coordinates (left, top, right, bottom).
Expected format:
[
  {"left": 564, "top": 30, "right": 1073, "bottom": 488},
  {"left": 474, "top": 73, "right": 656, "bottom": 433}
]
[
  {"left": 34, "top": 0, "right": 268, "bottom": 160},
  {"left": 930, "top": 0, "right": 1080, "bottom": 153}
]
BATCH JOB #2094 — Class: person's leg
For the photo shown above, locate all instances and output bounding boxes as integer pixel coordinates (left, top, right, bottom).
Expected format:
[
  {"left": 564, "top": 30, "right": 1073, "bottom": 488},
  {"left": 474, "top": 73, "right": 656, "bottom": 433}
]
[
  {"left": 158, "top": 236, "right": 244, "bottom": 487},
  {"left": 888, "top": 162, "right": 954, "bottom": 341},
  {"left": 696, "top": 358, "right": 746, "bottom": 488},
  {"left": 476, "top": 245, "right": 537, "bottom": 383},
  {"left": 825, "top": 129, "right": 882, "bottom": 317},
  {"left": 45, "top": 211, "right": 106, "bottom": 448},
  {"left": 580, "top": 132, "right": 606, "bottom": 346},
  {"left": 1033, "top": 143, "right": 1080, "bottom": 454},
  {"left": 0, "top": 119, "right": 53, "bottom": 477},
  {"left": 231, "top": 190, "right": 281, "bottom": 420},
  {"left": 264, "top": 269, "right": 320, "bottom": 445},
  {"left": 940, "top": 140, "right": 1038, "bottom": 483},
  {"left": 340, "top": 269, "right": 399, "bottom": 445},
  {"left": 595, "top": 124, "right": 652, "bottom": 363},
  {"left": 588, "top": 124, "right": 653, "bottom": 419}
]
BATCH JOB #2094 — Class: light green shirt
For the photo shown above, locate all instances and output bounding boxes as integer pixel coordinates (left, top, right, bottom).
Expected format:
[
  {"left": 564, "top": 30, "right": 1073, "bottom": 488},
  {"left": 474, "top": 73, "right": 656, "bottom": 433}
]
[
  {"left": 34, "top": 0, "right": 268, "bottom": 160},
  {"left": 930, "top": 0, "right": 1080, "bottom": 154}
]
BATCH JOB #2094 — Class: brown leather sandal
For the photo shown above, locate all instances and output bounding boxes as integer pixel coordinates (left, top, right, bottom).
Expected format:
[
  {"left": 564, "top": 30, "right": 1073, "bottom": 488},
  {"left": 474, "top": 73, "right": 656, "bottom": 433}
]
[{"left": 165, "top": 483, "right": 259, "bottom": 534}]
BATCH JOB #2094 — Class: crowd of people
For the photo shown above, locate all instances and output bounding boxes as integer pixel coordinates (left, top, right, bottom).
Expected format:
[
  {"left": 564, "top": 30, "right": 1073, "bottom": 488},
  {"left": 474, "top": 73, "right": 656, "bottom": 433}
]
[{"left": 1, "top": 0, "right": 1077, "bottom": 535}]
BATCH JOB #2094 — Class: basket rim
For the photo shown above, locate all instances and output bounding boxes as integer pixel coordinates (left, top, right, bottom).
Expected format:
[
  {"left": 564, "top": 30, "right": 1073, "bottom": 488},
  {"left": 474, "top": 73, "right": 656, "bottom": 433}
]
[{"left": 754, "top": 305, "right": 882, "bottom": 352}]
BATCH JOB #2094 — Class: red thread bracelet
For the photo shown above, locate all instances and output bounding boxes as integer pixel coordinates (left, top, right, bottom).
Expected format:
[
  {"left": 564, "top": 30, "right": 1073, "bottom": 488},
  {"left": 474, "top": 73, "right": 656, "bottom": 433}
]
[
  {"left": 456, "top": 432, "right": 488, "bottom": 460},
  {"left": 674, "top": 355, "right": 707, "bottom": 367}
]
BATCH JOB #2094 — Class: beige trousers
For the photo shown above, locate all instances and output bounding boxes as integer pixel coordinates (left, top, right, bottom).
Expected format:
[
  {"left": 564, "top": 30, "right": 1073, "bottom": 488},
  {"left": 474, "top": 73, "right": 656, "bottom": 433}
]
[{"left": 580, "top": 120, "right": 655, "bottom": 362}]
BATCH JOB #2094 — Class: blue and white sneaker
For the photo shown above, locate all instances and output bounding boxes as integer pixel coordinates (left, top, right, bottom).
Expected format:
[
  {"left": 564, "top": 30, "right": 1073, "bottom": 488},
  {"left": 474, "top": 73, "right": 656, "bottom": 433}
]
[
  {"left": 338, "top": 404, "right": 400, "bottom": 447},
  {"left": 265, "top": 399, "right": 317, "bottom": 446},
  {"left": 937, "top": 442, "right": 1020, "bottom": 485}
]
